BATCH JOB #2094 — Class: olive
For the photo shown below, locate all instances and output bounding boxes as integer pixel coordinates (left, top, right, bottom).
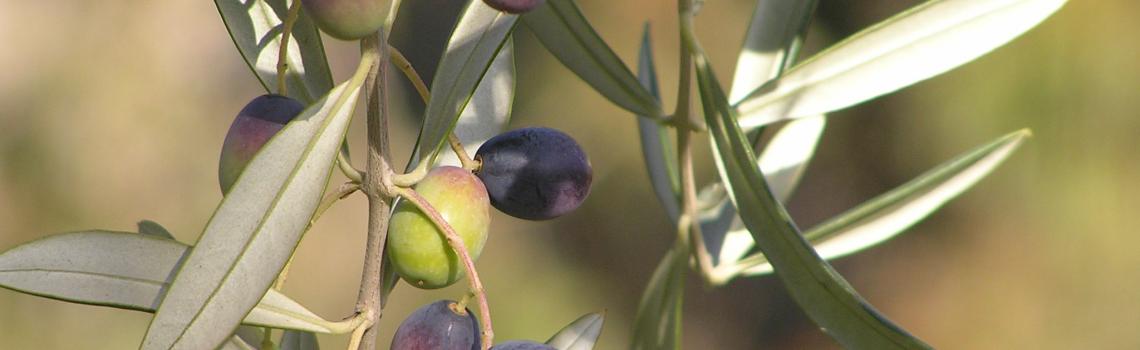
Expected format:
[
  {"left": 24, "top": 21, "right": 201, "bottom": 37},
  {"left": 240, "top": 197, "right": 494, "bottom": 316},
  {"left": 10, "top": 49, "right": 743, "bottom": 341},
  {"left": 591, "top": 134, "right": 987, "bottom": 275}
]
[
  {"left": 475, "top": 127, "right": 592, "bottom": 220},
  {"left": 301, "top": 0, "right": 387, "bottom": 40},
  {"left": 387, "top": 166, "right": 491, "bottom": 289},
  {"left": 483, "top": 0, "right": 545, "bottom": 14},
  {"left": 391, "top": 300, "right": 480, "bottom": 350},
  {"left": 218, "top": 94, "right": 304, "bottom": 194}
]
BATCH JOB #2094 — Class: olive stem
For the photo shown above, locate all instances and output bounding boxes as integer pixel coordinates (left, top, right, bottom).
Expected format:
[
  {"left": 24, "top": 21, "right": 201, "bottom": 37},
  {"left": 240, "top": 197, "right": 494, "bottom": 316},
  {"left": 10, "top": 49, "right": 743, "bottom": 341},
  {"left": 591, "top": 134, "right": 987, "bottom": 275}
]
[
  {"left": 388, "top": 45, "right": 479, "bottom": 171},
  {"left": 337, "top": 151, "right": 365, "bottom": 184},
  {"left": 678, "top": 130, "right": 716, "bottom": 282},
  {"left": 274, "top": 182, "right": 361, "bottom": 290},
  {"left": 354, "top": 31, "right": 397, "bottom": 350},
  {"left": 394, "top": 186, "right": 494, "bottom": 350},
  {"left": 275, "top": 0, "right": 303, "bottom": 96}
]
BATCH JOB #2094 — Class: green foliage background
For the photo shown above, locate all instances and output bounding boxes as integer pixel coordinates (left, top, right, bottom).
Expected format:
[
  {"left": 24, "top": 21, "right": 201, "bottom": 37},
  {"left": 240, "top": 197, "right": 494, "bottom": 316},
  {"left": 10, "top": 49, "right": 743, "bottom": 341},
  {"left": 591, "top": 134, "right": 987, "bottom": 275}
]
[{"left": 0, "top": 0, "right": 1134, "bottom": 348}]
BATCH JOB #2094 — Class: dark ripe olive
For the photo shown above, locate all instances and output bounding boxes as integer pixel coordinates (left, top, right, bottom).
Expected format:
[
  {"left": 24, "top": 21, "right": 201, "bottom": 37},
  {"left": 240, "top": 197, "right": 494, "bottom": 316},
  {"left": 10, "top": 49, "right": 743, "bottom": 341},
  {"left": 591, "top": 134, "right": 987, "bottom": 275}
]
[
  {"left": 387, "top": 166, "right": 491, "bottom": 289},
  {"left": 391, "top": 300, "right": 480, "bottom": 350},
  {"left": 218, "top": 94, "right": 304, "bottom": 194},
  {"left": 490, "top": 340, "right": 557, "bottom": 350},
  {"left": 301, "top": 0, "right": 387, "bottom": 40},
  {"left": 483, "top": 0, "right": 545, "bottom": 14},
  {"left": 475, "top": 127, "right": 592, "bottom": 220}
]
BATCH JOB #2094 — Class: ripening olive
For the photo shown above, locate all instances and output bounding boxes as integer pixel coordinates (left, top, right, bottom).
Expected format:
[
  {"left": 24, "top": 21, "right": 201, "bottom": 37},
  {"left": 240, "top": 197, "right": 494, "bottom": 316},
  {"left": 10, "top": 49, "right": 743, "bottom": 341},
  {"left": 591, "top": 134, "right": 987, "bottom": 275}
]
[
  {"left": 301, "top": 0, "right": 386, "bottom": 40},
  {"left": 218, "top": 94, "right": 304, "bottom": 194},
  {"left": 391, "top": 300, "right": 480, "bottom": 350},
  {"left": 387, "top": 166, "right": 491, "bottom": 289},
  {"left": 475, "top": 127, "right": 592, "bottom": 220},
  {"left": 490, "top": 340, "right": 556, "bottom": 350},
  {"left": 483, "top": 0, "right": 545, "bottom": 14}
]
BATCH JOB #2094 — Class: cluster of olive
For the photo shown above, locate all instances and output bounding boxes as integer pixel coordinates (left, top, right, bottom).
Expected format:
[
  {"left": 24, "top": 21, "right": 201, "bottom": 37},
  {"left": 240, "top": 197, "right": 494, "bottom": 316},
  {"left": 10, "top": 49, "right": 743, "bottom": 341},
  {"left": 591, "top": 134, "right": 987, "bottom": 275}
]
[{"left": 217, "top": 1, "right": 593, "bottom": 348}]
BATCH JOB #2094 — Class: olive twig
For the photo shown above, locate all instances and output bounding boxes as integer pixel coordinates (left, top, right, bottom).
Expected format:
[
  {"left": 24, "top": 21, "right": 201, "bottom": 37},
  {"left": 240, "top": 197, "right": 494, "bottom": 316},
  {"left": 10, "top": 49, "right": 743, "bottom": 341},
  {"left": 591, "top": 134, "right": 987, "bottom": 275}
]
[
  {"left": 395, "top": 186, "right": 494, "bottom": 350},
  {"left": 345, "top": 311, "right": 375, "bottom": 350},
  {"left": 678, "top": 130, "right": 716, "bottom": 283},
  {"left": 337, "top": 151, "right": 365, "bottom": 184},
  {"left": 275, "top": 0, "right": 303, "bottom": 96}
]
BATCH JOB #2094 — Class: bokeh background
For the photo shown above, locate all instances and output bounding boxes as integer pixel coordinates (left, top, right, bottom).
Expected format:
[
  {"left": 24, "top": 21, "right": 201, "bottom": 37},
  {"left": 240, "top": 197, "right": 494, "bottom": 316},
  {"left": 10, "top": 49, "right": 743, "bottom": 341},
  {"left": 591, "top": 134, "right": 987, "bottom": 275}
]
[{"left": 0, "top": 0, "right": 1136, "bottom": 348}]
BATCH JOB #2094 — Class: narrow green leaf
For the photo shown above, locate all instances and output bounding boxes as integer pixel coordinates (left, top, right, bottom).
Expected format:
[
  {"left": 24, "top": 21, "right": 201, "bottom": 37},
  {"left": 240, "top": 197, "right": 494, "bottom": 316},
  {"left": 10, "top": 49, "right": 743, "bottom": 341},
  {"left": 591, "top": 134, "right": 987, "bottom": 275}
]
[
  {"left": 696, "top": 51, "right": 931, "bottom": 349},
  {"left": 728, "top": 0, "right": 816, "bottom": 103},
  {"left": 0, "top": 231, "right": 334, "bottom": 333},
  {"left": 522, "top": 0, "right": 663, "bottom": 118},
  {"left": 439, "top": 39, "right": 517, "bottom": 167},
  {"left": 724, "top": 129, "right": 1030, "bottom": 278},
  {"left": 280, "top": 330, "right": 320, "bottom": 350},
  {"left": 138, "top": 220, "right": 175, "bottom": 240},
  {"left": 414, "top": 1, "right": 518, "bottom": 168},
  {"left": 143, "top": 76, "right": 363, "bottom": 349},
  {"left": 214, "top": 0, "right": 334, "bottom": 103},
  {"left": 702, "top": 116, "right": 826, "bottom": 269},
  {"left": 735, "top": 0, "right": 1067, "bottom": 129},
  {"left": 631, "top": 249, "right": 685, "bottom": 350},
  {"left": 634, "top": 23, "right": 680, "bottom": 221},
  {"left": 702, "top": 0, "right": 823, "bottom": 270},
  {"left": 546, "top": 312, "right": 605, "bottom": 350}
]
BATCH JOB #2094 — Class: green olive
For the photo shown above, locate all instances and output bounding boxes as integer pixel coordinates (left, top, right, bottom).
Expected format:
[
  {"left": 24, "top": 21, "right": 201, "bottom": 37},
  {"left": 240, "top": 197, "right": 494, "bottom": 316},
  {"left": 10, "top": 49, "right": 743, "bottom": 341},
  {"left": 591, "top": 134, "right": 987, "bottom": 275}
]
[{"left": 387, "top": 166, "right": 491, "bottom": 289}]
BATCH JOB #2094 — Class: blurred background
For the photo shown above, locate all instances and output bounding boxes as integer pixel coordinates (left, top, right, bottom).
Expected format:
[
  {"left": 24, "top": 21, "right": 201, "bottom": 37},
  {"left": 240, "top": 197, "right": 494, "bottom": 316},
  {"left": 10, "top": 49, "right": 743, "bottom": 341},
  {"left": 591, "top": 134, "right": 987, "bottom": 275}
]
[{"left": 0, "top": 0, "right": 1136, "bottom": 348}]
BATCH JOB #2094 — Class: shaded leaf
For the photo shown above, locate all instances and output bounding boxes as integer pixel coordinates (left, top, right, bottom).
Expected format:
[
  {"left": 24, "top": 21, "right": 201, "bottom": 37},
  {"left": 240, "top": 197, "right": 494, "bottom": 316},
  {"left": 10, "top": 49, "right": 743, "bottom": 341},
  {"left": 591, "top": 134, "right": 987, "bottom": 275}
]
[
  {"left": 695, "top": 50, "right": 931, "bottom": 349},
  {"left": 723, "top": 129, "right": 1029, "bottom": 278},
  {"left": 138, "top": 220, "right": 175, "bottom": 240},
  {"left": 546, "top": 312, "right": 605, "bottom": 350},
  {"left": 522, "top": 0, "right": 662, "bottom": 118},
  {"left": 634, "top": 23, "right": 680, "bottom": 222},
  {"left": 0, "top": 231, "right": 334, "bottom": 333},
  {"left": 735, "top": 0, "right": 1067, "bottom": 128},
  {"left": 280, "top": 330, "right": 320, "bottom": 350},
  {"left": 214, "top": 0, "right": 334, "bottom": 103},
  {"left": 143, "top": 75, "right": 363, "bottom": 349},
  {"left": 630, "top": 249, "right": 685, "bottom": 350},
  {"left": 413, "top": 1, "right": 517, "bottom": 168},
  {"left": 439, "top": 39, "right": 517, "bottom": 167}
]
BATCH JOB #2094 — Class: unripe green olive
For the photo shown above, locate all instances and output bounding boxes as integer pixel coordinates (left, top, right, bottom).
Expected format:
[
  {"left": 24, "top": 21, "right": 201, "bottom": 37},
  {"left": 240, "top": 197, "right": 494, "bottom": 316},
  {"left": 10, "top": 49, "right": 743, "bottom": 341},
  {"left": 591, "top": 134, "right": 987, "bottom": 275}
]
[
  {"left": 387, "top": 166, "right": 491, "bottom": 289},
  {"left": 301, "top": 0, "right": 387, "bottom": 40}
]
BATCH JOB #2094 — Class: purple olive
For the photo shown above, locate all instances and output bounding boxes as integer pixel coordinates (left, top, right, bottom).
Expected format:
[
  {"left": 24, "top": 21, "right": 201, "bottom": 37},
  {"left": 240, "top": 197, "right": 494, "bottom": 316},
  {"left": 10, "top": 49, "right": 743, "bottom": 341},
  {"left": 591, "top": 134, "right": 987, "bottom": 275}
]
[
  {"left": 475, "top": 127, "right": 592, "bottom": 220},
  {"left": 218, "top": 94, "right": 304, "bottom": 194},
  {"left": 483, "top": 0, "right": 545, "bottom": 14},
  {"left": 490, "top": 340, "right": 556, "bottom": 350},
  {"left": 391, "top": 300, "right": 481, "bottom": 350},
  {"left": 301, "top": 0, "right": 386, "bottom": 40}
]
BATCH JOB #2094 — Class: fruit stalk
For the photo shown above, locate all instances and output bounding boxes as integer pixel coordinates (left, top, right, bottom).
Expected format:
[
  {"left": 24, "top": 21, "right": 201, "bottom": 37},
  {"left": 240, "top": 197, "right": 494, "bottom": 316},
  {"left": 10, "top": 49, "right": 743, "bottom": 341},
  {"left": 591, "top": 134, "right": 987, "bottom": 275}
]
[
  {"left": 354, "top": 31, "right": 396, "bottom": 350},
  {"left": 395, "top": 186, "right": 494, "bottom": 350}
]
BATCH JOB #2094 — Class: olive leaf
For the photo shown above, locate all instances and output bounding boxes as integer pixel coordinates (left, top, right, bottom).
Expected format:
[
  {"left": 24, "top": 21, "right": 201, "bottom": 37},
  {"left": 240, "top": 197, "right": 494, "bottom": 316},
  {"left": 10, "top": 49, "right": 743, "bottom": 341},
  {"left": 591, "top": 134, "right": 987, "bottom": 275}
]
[
  {"left": 547, "top": 312, "right": 605, "bottom": 350},
  {"left": 214, "top": 0, "right": 334, "bottom": 103},
  {"left": 634, "top": 23, "right": 681, "bottom": 222},
  {"left": 412, "top": 0, "right": 517, "bottom": 169},
  {"left": 522, "top": 0, "right": 663, "bottom": 118},
  {"left": 142, "top": 73, "right": 364, "bottom": 349},
  {"left": 696, "top": 49, "right": 932, "bottom": 349},
  {"left": 0, "top": 231, "right": 335, "bottom": 333},
  {"left": 735, "top": 0, "right": 1068, "bottom": 129}
]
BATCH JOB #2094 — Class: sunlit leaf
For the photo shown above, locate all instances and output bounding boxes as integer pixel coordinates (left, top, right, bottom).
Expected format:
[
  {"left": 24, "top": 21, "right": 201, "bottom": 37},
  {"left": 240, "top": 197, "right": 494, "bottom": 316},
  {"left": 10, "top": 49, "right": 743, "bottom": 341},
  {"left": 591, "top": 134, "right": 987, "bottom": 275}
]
[
  {"left": 142, "top": 75, "right": 363, "bottom": 349},
  {"left": 735, "top": 0, "right": 1067, "bottom": 129},
  {"left": 634, "top": 23, "right": 680, "bottom": 222},
  {"left": 631, "top": 249, "right": 685, "bottom": 350},
  {"left": 0, "top": 231, "right": 334, "bottom": 333},
  {"left": 701, "top": 0, "right": 822, "bottom": 271},
  {"left": 438, "top": 39, "right": 516, "bottom": 167},
  {"left": 546, "top": 312, "right": 605, "bottom": 350},
  {"left": 215, "top": 0, "right": 334, "bottom": 103},
  {"left": 720, "top": 129, "right": 1029, "bottom": 279},
  {"left": 704, "top": 116, "right": 826, "bottom": 270},
  {"left": 728, "top": 0, "right": 816, "bottom": 103},
  {"left": 522, "top": 0, "right": 663, "bottom": 118},
  {"left": 696, "top": 50, "right": 931, "bottom": 349},
  {"left": 413, "top": 1, "right": 517, "bottom": 169}
]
